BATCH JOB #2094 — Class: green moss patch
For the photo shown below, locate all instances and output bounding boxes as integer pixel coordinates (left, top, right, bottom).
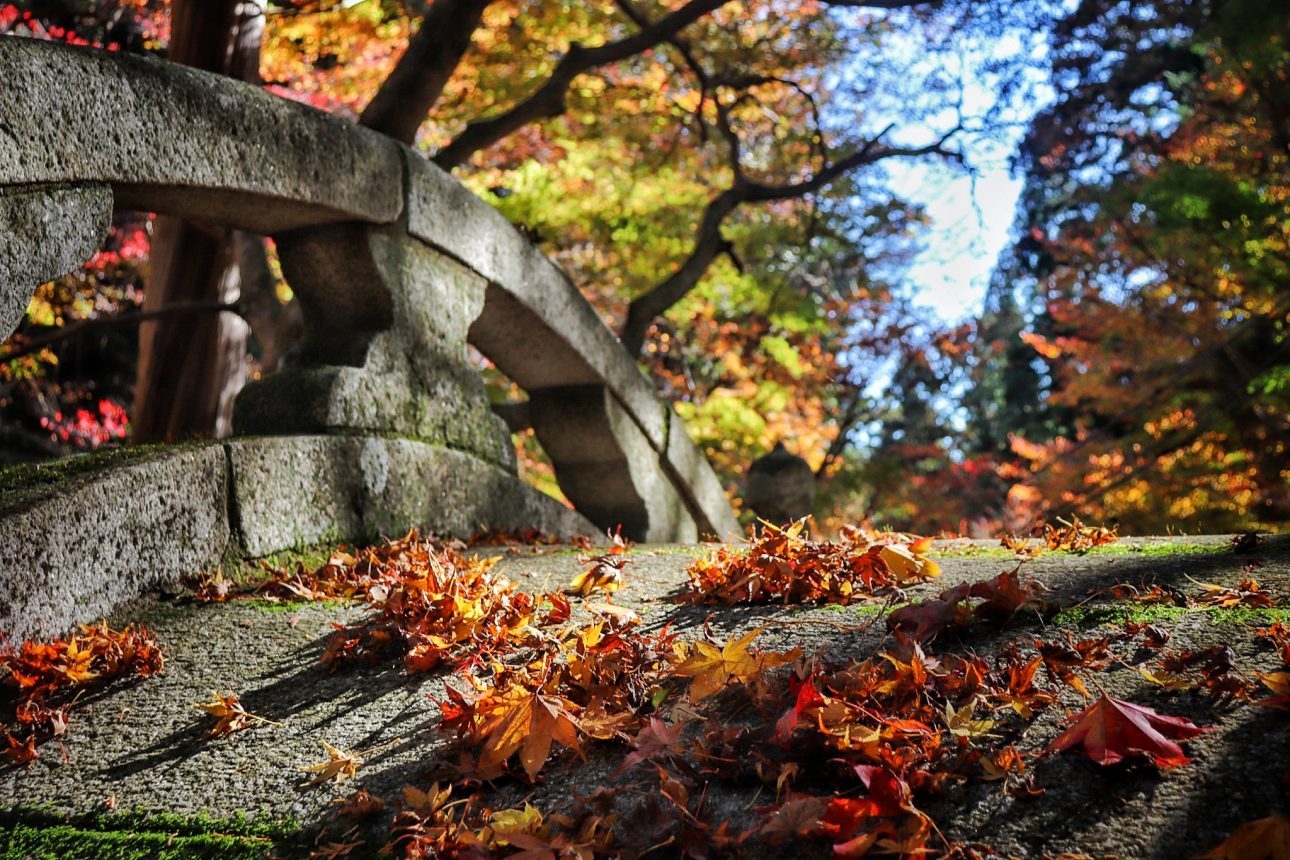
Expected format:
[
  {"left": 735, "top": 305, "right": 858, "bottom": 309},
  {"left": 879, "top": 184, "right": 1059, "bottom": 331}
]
[
  {"left": 0, "top": 808, "right": 297, "bottom": 860},
  {"left": 928, "top": 541, "right": 1230, "bottom": 560},
  {"left": 0, "top": 443, "right": 198, "bottom": 506},
  {"left": 1053, "top": 603, "right": 1290, "bottom": 628}
]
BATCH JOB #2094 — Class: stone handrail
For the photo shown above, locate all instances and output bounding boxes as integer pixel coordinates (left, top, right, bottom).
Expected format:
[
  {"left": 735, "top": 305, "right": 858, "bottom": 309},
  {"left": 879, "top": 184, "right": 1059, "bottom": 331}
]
[{"left": 0, "top": 36, "right": 739, "bottom": 547}]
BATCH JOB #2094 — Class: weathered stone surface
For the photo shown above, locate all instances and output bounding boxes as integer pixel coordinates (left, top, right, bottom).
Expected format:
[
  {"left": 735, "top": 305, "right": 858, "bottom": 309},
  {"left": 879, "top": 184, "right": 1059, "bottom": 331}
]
[
  {"left": 407, "top": 154, "right": 738, "bottom": 538},
  {"left": 233, "top": 225, "right": 514, "bottom": 468},
  {"left": 0, "top": 445, "right": 230, "bottom": 642},
  {"left": 0, "top": 39, "right": 739, "bottom": 544},
  {"left": 0, "top": 537, "right": 1278, "bottom": 860},
  {"left": 408, "top": 154, "right": 669, "bottom": 449},
  {"left": 0, "top": 183, "right": 112, "bottom": 339},
  {"left": 228, "top": 435, "right": 593, "bottom": 557},
  {"left": 0, "top": 37, "right": 402, "bottom": 233},
  {"left": 529, "top": 386, "right": 698, "bottom": 542},
  {"left": 666, "top": 411, "right": 742, "bottom": 538}
]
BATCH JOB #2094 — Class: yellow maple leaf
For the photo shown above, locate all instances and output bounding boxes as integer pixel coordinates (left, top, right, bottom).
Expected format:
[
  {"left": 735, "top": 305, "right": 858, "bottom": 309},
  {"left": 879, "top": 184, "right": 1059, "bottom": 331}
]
[
  {"left": 302, "top": 739, "right": 363, "bottom": 786},
  {"left": 673, "top": 627, "right": 800, "bottom": 701}
]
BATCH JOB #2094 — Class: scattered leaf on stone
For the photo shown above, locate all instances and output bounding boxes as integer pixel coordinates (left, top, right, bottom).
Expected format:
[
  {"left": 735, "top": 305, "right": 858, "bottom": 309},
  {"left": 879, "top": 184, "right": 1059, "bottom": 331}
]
[
  {"left": 1256, "top": 672, "right": 1290, "bottom": 710},
  {"left": 1106, "top": 582, "right": 1183, "bottom": 605},
  {"left": 1191, "top": 576, "right": 1277, "bottom": 608},
  {"left": 1041, "top": 694, "right": 1207, "bottom": 767},
  {"left": 568, "top": 552, "right": 628, "bottom": 596},
  {"left": 194, "top": 690, "right": 279, "bottom": 738},
  {"left": 1000, "top": 532, "right": 1043, "bottom": 557},
  {"left": 1157, "top": 646, "right": 1253, "bottom": 701},
  {"left": 887, "top": 583, "right": 973, "bottom": 643},
  {"left": 1201, "top": 815, "right": 1290, "bottom": 859},
  {"left": 302, "top": 739, "right": 364, "bottom": 786},
  {"left": 673, "top": 627, "right": 800, "bottom": 701}
]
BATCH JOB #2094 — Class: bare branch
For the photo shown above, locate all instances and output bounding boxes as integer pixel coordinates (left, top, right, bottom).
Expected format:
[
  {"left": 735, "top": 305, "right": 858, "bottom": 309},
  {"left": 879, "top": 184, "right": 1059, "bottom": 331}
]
[
  {"left": 433, "top": 0, "right": 939, "bottom": 167},
  {"left": 435, "top": 0, "right": 728, "bottom": 167},
  {"left": 619, "top": 124, "right": 962, "bottom": 356},
  {"left": 359, "top": 0, "right": 495, "bottom": 144}
]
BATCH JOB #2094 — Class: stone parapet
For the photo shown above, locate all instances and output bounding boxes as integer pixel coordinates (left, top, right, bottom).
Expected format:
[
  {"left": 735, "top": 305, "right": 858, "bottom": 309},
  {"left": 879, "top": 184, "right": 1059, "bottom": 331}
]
[
  {"left": 0, "top": 436, "right": 593, "bottom": 641},
  {"left": 0, "top": 35, "right": 739, "bottom": 544}
]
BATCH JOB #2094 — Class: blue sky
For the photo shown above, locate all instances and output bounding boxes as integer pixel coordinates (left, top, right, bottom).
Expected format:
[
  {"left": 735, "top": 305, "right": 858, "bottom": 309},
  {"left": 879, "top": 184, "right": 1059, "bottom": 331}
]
[{"left": 890, "top": 159, "right": 1023, "bottom": 322}]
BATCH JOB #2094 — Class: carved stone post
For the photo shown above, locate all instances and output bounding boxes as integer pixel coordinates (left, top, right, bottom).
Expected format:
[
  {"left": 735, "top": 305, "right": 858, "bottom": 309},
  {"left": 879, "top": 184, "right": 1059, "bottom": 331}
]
[{"left": 233, "top": 217, "right": 515, "bottom": 471}]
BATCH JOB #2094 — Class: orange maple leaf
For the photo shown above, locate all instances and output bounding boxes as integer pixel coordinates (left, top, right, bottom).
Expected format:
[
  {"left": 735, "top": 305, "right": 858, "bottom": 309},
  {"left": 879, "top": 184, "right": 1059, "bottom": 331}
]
[
  {"left": 475, "top": 685, "right": 582, "bottom": 781},
  {"left": 1201, "top": 816, "right": 1290, "bottom": 859}
]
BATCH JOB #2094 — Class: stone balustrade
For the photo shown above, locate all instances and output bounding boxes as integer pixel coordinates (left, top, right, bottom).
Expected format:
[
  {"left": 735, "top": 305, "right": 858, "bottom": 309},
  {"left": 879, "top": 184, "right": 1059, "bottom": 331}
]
[{"left": 0, "top": 36, "right": 739, "bottom": 639}]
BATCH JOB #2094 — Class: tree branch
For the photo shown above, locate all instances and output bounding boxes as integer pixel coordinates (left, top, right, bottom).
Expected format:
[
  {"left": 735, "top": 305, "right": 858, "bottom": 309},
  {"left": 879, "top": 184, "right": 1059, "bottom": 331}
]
[
  {"left": 359, "top": 0, "right": 495, "bottom": 144},
  {"left": 433, "top": 0, "right": 938, "bottom": 167},
  {"left": 2, "top": 302, "right": 241, "bottom": 365},
  {"left": 434, "top": 0, "right": 728, "bottom": 167},
  {"left": 619, "top": 124, "right": 961, "bottom": 357}
]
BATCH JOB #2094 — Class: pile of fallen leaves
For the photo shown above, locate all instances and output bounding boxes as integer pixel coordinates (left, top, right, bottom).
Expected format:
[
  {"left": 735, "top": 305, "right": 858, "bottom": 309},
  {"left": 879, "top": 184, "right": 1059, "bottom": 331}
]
[
  {"left": 36, "top": 526, "right": 1281, "bottom": 858},
  {"left": 683, "top": 521, "right": 940, "bottom": 605},
  {"left": 887, "top": 567, "right": 1049, "bottom": 642},
  {"left": 191, "top": 546, "right": 397, "bottom": 604},
  {"left": 1000, "top": 516, "right": 1120, "bottom": 557},
  {"left": 319, "top": 534, "right": 543, "bottom": 674},
  {"left": 0, "top": 622, "right": 162, "bottom": 764},
  {"left": 1042, "top": 516, "right": 1119, "bottom": 553}
]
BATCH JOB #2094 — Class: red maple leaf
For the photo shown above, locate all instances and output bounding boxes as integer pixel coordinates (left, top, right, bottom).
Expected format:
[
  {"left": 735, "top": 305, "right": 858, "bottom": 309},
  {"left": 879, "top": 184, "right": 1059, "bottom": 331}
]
[
  {"left": 1042, "top": 695, "right": 1208, "bottom": 767},
  {"left": 886, "top": 583, "right": 972, "bottom": 643}
]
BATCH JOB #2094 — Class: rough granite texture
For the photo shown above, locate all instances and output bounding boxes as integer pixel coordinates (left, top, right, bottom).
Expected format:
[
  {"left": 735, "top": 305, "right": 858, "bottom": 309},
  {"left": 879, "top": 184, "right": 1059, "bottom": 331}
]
[
  {"left": 0, "top": 436, "right": 590, "bottom": 639},
  {"left": 529, "top": 385, "right": 698, "bottom": 543},
  {"left": 0, "top": 183, "right": 112, "bottom": 339},
  {"left": 0, "top": 37, "right": 402, "bottom": 233},
  {"left": 228, "top": 435, "right": 593, "bottom": 557},
  {"left": 0, "top": 38, "right": 740, "bottom": 542},
  {"left": 0, "top": 446, "right": 230, "bottom": 643},
  {"left": 0, "top": 537, "right": 1284, "bottom": 860},
  {"left": 233, "top": 225, "right": 514, "bottom": 469}
]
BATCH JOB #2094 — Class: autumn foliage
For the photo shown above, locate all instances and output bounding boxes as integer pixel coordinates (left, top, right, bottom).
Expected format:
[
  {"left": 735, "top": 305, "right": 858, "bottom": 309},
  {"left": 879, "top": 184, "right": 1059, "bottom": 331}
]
[
  {"left": 0, "top": 622, "right": 162, "bottom": 765},
  {"left": 683, "top": 521, "right": 940, "bottom": 606}
]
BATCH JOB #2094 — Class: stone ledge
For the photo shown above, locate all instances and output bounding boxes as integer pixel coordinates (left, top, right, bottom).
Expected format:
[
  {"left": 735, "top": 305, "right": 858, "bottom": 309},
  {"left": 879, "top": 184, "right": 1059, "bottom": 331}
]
[
  {"left": 0, "top": 436, "right": 592, "bottom": 640},
  {"left": 0, "top": 37, "right": 403, "bottom": 233},
  {"left": 228, "top": 435, "right": 592, "bottom": 557},
  {"left": 0, "top": 445, "right": 231, "bottom": 643}
]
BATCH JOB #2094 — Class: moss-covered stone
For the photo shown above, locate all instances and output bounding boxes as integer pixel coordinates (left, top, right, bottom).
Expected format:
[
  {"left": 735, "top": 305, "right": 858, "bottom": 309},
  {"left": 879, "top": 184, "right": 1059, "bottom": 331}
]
[{"left": 0, "top": 442, "right": 207, "bottom": 507}]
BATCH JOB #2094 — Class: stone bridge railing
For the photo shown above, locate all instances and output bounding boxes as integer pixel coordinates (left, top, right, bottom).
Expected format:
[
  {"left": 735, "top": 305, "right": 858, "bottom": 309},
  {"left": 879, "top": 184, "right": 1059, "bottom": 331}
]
[{"left": 0, "top": 36, "right": 738, "bottom": 639}]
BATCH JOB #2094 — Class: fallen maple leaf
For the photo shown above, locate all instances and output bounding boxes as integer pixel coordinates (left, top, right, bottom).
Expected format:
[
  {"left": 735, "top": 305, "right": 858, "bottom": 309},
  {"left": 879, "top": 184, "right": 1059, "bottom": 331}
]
[
  {"left": 302, "top": 739, "right": 364, "bottom": 786},
  {"left": 620, "top": 716, "right": 688, "bottom": 772},
  {"left": 475, "top": 686, "right": 583, "bottom": 781},
  {"left": 1041, "top": 694, "right": 1207, "bottom": 767},
  {"left": 969, "top": 568, "right": 1047, "bottom": 621},
  {"left": 673, "top": 627, "right": 800, "bottom": 701},
  {"left": 886, "top": 583, "right": 972, "bottom": 643},
  {"left": 193, "top": 690, "right": 280, "bottom": 738},
  {"left": 758, "top": 794, "right": 828, "bottom": 845},
  {"left": 1042, "top": 516, "right": 1118, "bottom": 552},
  {"left": 569, "top": 553, "right": 629, "bottom": 596},
  {"left": 1257, "top": 672, "right": 1290, "bottom": 710},
  {"left": 1192, "top": 576, "right": 1277, "bottom": 609},
  {"left": 1201, "top": 815, "right": 1290, "bottom": 859}
]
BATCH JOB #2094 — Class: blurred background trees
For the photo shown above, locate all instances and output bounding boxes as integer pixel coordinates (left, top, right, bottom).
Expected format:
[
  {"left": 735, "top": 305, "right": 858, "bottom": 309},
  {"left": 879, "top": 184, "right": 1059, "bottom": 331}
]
[{"left": 2, "top": 0, "right": 1285, "bottom": 536}]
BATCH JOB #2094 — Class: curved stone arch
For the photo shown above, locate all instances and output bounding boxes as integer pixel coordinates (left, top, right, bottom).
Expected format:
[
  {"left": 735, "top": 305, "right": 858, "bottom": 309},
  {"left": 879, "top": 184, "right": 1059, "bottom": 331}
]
[{"left": 0, "top": 36, "right": 740, "bottom": 564}]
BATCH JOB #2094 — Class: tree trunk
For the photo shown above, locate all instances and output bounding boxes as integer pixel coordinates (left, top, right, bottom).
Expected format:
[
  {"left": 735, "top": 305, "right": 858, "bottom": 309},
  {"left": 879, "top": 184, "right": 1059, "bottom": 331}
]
[{"left": 132, "top": 0, "right": 265, "bottom": 442}]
